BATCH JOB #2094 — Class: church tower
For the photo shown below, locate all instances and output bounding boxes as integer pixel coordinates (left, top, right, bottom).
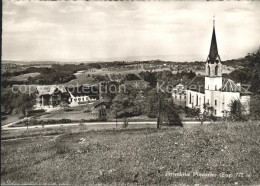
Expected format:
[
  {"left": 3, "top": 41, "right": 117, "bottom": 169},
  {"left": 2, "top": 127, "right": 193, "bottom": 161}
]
[
  {"left": 205, "top": 16, "right": 223, "bottom": 115},
  {"left": 205, "top": 17, "right": 222, "bottom": 77}
]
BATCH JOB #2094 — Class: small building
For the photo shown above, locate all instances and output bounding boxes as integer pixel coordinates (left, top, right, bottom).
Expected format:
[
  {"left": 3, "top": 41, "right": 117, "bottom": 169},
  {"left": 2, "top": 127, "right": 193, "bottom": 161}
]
[
  {"left": 172, "top": 83, "right": 187, "bottom": 106},
  {"left": 67, "top": 85, "right": 99, "bottom": 107},
  {"left": 35, "top": 85, "right": 69, "bottom": 109}
]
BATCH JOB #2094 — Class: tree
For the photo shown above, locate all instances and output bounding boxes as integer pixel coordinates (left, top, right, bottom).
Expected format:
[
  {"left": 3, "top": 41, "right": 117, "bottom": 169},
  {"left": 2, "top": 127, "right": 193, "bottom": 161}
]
[
  {"left": 144, "top": 88, "right": 182, "bottom": 127},
  {"left": 161, "top": 99, "right": 183, "bottom": 127},
  {"left": 139, "top": 71, "right": 157, "bottom": 88},
  {"left": 1, "top": 90, "right": 36, "bottom": 116},
  {"left": 229, "top": 99, "right": 247, "bottom": 121},
  {"left": 188, "top": 70, "right": 196, "bottom": 79},
  {"left": 250, "top": 95, "right": 260, "bottom": 120},
  {"left": 110, "top": 85, "right": 141, "bottom": 118},
  {"left": 98, "top": 107, "right": 107, "bottom": 121}
]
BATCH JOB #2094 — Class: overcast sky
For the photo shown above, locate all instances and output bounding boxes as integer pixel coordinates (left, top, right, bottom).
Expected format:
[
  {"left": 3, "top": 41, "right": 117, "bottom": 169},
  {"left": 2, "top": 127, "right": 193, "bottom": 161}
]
[{"left": 2, "top": 1, "right": 260, "bottom": 62}]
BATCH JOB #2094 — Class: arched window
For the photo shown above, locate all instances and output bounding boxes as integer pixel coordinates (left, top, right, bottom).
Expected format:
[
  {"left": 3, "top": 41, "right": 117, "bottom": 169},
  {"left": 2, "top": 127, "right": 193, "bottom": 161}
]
[
  {"left": 215, "top": 66, "right": 219, "bottom": 76},
  {"left": 208, "top": 66, "right": 210, "bottom": 76},
  {"left": 189, "top": 93, "right": 191, "bottom": 104},
  {"left": 196, "top": 94, "right": 198, "bottom": 106}
]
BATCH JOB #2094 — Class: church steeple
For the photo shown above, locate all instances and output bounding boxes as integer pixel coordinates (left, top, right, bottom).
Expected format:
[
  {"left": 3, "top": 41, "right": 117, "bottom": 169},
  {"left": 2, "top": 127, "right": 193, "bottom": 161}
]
[
  {"left": 208, "top": 15, "right": 220, "bottom": 64},
  {"left": 206, "top": 15, "right": 222, "bottom": 77}
]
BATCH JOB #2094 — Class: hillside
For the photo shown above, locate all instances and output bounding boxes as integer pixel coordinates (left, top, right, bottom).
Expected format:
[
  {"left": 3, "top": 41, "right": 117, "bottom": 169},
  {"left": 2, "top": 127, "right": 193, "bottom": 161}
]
[
  {"left": 222, "top": 48, "right": 260, "bottom": 93},
  {"left": 1, "top": 121, "right": 260, "bottom": 185}
]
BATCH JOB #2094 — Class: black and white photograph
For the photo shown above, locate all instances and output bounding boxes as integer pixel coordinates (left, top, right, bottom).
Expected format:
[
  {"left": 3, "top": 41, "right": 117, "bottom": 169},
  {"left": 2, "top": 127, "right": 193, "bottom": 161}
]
[{"left": 1, "top": 0, "right": 260, "bottom": 185}]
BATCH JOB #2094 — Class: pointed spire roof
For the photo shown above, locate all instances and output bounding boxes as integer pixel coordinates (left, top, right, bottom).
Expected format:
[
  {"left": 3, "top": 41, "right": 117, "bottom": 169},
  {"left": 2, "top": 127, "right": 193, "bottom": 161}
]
[{"left": 208, "top": 17, "right": 219, "bottom": 63}]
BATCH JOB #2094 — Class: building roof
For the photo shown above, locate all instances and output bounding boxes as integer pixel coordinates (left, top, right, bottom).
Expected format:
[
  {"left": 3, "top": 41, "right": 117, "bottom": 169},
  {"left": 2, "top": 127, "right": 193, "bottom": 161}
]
[
  {"left": 221, "top": 78, "right": 251, "bottom": 95},
  {"left": 187, "top": 76, "right": 205, "bottom": 93},
  {"left": 67, "top": 85, "right": 99, "bottom": 97},
  {"left": 36, "top": 85, "right": 66, "bottom": 96}
]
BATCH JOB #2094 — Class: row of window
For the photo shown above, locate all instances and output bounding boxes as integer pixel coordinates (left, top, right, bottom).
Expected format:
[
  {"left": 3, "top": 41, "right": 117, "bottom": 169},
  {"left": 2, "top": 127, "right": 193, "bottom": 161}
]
[
  {"left": 70, "top": 97, "right": 90, "bottom": 102},
  {"left": 174, "top": 94, "right": 186, "bottom": 99},
  {"left": 208, "top": 65, "right": 219, "bottom": 76},
  {"left": 189, "top": 93, "right": 218, "bottom": 106}
]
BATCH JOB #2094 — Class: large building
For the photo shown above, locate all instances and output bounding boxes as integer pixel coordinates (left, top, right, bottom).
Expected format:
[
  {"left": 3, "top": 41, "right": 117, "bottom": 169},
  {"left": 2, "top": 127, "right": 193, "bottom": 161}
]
[
  {"left": 184, "top": 20, "right": 251, "bottom": 117},
  {"left": 35, "top": 85, "right": 99, "bottom": 109}
]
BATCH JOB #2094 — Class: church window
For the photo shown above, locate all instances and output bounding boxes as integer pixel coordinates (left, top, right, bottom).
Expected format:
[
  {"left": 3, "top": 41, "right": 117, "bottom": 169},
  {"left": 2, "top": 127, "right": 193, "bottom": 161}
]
[
  {"left": 189, "top": 93, "right": 191, "bottom": 104},
  {"left": 214, "top": 109, "right": 217, "bottom": 115},
  {"left": 208, "top": 66, "right": 210, "bottom": 76},
  {"left": 215, "top": 85, "right": 217, "bottom": 90},
  {"left": 196, "top": 94, "right": 198, "bottom": 106},
  {"left": 215, "top": 100, "right": 217, "bottom": 106},
  {"left": 215, "top": 66, "right": 218, "bottom": 76}
]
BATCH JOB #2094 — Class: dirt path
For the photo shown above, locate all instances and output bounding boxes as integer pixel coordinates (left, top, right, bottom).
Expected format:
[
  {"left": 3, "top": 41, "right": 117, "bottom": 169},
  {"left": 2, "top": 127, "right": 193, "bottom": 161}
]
[{"left": 2, "top": 121, "right": 211, "bottom": 131}]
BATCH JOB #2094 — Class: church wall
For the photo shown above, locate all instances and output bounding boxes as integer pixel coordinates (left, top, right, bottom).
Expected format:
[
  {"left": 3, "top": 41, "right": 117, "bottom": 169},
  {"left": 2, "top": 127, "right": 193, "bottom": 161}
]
[
  {"left": 221, "top": 92, "right": 240, "bottom": 112},
  {"left": 186, "top": 90, "right": 205, "bottom": 113},
  {"left": 205, "top": 89, "right": 222, "bottom": 116}
]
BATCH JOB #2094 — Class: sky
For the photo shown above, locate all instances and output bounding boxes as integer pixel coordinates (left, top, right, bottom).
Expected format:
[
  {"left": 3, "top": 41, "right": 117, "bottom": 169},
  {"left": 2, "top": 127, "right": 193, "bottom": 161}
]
[{"left": 2, "top": 1, "right": 260, "bottom": 62}]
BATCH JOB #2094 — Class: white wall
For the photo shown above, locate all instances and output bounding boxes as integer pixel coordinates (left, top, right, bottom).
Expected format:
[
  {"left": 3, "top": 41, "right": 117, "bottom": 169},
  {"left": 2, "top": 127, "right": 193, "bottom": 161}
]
[
  {"left": 205, "top": 77, "right": 222, "bottom": 91},
  {"left": 186, "top": 90, "right": 205, "bottom": 113},
  {"left": 69, "top": 95, "right": 94, "bottom": 107}
]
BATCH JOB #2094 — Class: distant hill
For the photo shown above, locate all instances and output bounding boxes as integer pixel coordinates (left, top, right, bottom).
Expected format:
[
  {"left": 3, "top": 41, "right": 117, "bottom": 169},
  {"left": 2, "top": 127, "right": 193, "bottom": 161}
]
[
  {"left": 223, "top": 47, "right": 260, "bottom": 94},
  {"left": 222, "top": 48, "right": 260, "bottom": 67}
]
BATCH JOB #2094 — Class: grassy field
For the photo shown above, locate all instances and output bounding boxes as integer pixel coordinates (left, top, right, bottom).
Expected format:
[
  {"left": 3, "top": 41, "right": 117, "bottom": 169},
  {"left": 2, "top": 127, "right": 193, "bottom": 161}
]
[
  {"left": 8, "top": 72, "right": 40, "bottom": 81},
  {"left": 39, "top": 105, "right": 99, "bottom": 121},
  {"left": 1, "top": 121, "right": 260, "bottom": 185},
  {"left": 1, "top": 114, "right": 21, "bottom": 126}
]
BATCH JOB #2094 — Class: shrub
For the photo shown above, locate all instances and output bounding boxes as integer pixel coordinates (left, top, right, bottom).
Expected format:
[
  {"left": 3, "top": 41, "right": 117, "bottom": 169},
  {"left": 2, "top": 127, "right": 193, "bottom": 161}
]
[
  {"left": 209, "top": 114, "right": 218, "bottom": 122},
  {"left": 229, "top": 99, "right": 247, "bottom": 121}
]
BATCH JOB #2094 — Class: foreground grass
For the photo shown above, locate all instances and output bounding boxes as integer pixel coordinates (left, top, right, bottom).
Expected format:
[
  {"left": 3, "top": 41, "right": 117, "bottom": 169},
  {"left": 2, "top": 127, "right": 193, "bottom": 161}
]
[{"left": 1, "top": 121, "right": 260, "bottom": 184}]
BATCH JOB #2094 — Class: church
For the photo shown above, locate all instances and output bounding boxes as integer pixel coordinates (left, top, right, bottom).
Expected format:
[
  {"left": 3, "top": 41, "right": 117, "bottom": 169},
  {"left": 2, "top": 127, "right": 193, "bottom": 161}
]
[{"left": 184, "top": 20, "right": 251, "bottom": 117}]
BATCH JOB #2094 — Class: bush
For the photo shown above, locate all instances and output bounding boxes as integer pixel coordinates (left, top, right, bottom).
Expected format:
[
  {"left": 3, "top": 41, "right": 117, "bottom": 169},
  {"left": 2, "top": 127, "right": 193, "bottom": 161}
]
[
  {"left": 209, "top": 114, "right": 218, "bottom": 122},
  {"left": 229, "top": 100, "right": 247, "bottom": 121},
  {"left": 27, "top": 109, "right": 45, "bottom": 117},
  {"left": 1, "top": 116, "right": 7, "bottom": 120},
  {"left": 84, "top": 108, "right": 92, "bottom": 113}
]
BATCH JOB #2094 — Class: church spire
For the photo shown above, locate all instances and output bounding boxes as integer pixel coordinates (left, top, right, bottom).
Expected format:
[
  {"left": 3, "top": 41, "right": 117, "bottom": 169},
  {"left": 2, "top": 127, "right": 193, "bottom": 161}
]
[{"left": 208, "top": 15, "right": 219, "bottom": 64}]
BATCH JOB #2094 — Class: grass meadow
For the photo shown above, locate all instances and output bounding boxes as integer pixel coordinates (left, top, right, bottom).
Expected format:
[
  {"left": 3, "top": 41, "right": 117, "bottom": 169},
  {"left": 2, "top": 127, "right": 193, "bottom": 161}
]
[{"left": 1, "top": 121, "right": 260, "bottom": 185}]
